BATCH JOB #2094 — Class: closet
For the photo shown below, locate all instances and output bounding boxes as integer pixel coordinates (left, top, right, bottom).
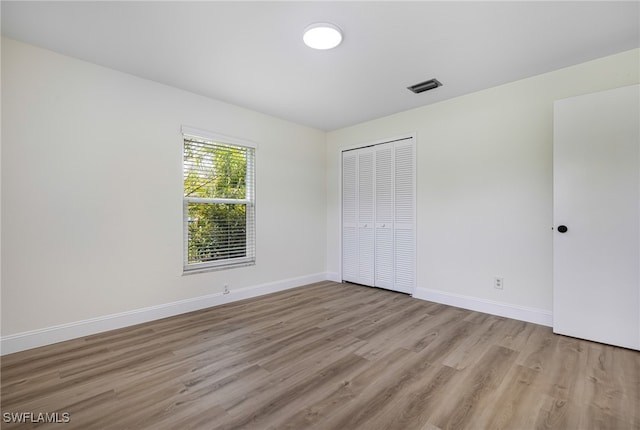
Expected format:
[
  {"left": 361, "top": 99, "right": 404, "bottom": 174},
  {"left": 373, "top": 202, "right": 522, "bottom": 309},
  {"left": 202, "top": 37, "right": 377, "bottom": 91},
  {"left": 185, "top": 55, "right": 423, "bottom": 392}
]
[{"left": 341, "top": 136, "right": 416, "bottom": 294}]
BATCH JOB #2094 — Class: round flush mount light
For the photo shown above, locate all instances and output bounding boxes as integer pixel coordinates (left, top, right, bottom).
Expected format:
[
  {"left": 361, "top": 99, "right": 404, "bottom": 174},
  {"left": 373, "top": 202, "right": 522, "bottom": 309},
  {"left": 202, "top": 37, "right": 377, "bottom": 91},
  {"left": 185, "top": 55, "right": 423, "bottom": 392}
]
[{"left": 303, "top": 23, "right": 343, "bottom": 50}]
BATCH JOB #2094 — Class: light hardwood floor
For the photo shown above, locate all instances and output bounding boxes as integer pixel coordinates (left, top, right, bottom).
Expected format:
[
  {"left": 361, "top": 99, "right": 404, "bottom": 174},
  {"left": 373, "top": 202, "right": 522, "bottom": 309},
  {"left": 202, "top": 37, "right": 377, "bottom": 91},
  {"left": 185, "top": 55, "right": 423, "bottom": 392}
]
[{"left": 1, "top": 281, "right": 639, "bottom": 429}]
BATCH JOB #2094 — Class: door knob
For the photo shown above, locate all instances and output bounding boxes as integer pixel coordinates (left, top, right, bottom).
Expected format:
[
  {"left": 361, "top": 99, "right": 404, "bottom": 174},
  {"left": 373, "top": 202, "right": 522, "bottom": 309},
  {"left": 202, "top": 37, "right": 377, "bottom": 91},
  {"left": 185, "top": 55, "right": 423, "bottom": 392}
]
[{"left": 557, "top": 225, "right": 568, "bottom": 233}]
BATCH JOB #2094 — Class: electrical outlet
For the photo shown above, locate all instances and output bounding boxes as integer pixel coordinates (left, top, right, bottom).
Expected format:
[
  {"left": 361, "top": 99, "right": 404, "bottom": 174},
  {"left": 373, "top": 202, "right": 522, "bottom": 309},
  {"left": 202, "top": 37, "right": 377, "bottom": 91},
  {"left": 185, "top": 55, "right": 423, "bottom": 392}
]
[
  {"left": 494, "top": 277, "right": 504, "bottom": 289},
  {"left": 223, "top": 285, "right": 230, "bottom": 295}
]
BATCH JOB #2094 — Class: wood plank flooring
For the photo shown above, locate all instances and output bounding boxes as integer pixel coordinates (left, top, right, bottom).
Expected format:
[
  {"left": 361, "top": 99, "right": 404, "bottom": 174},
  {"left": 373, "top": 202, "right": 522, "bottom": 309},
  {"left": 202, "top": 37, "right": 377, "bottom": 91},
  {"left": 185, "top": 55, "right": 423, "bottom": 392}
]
[{"left": 1, "top": 281, "right": 639, "bottom": 429}]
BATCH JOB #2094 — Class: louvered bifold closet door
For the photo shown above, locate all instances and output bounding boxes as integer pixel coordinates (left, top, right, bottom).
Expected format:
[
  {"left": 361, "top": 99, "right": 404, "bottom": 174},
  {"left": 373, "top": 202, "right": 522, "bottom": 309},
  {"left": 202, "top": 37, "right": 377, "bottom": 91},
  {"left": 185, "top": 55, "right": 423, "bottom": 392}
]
[
  {"left": 342, "top": 150, "right": 358, "bottom": 283},
  {"left": 394, "top": 140, "right": 416, "bottom": 293},
  {"left": 375, "top": 143, "right": 394, "bottom": 289},
  {"left": 357, "top": 148, "right": 376, "bottom": 286}
]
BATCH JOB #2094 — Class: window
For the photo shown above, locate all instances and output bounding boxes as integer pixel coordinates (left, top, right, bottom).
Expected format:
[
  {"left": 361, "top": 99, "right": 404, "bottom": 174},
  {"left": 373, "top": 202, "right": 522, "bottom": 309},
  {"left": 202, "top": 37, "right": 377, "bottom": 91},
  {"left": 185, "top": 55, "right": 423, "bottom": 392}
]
[{"left": 182, "top": 126, "right": 256, "bottom": 272}]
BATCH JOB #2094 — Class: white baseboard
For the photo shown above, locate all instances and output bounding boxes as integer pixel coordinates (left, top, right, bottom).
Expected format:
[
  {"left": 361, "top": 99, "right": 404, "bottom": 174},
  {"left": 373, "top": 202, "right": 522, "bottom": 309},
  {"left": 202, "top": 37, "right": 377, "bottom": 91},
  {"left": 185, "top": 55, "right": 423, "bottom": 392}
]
[
  {"left": 0, "top": 272, "right": 330, "bottom": 356},
  {"left": 1, "top": 276, "right": 552, "bottom": 356},
  {"left": 412, "top": 287, "right": 553, "bottom": 327}
]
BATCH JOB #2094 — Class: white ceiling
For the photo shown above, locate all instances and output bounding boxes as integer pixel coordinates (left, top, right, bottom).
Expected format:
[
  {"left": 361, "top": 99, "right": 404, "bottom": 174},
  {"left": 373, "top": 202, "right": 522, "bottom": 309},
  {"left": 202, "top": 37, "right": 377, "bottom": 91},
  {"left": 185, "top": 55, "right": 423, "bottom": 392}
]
[{"left": 2, "top": 1, "right": 639, "bottom": 131}]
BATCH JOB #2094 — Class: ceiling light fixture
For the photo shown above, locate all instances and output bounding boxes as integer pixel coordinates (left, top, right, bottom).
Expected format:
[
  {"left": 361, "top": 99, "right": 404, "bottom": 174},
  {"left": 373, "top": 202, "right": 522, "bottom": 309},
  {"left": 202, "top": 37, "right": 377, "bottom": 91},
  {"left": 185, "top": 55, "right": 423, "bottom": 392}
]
[{"left": 303, "top": 23, "right": 343, "bottom": 50}]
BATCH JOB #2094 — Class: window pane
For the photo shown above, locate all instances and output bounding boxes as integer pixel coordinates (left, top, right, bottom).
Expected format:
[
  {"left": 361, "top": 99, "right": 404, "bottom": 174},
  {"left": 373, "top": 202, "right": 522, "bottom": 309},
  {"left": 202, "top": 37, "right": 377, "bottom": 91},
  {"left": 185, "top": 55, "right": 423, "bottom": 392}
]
[
  {"left": 184, "top": 140, "right": 247, "bottom": 199},
  {"left": 183, "top": 132, "right": 255, "bottom": 271},
  {"left": 187, "top": 202, "right": 247, "bottom": 263}
]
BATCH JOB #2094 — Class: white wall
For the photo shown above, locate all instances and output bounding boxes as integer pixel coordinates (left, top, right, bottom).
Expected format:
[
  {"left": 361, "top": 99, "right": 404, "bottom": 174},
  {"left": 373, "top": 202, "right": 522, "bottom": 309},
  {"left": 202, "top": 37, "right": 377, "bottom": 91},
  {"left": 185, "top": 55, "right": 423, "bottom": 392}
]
[
  {"left": 1, "top": 38, "right": 327, "bottom": 351},
  {"left": 3, "top": 36, "right": 638, "bottom": 353},
  {"left": 326, "top": 49, "right": 640, "bottom": 323}
]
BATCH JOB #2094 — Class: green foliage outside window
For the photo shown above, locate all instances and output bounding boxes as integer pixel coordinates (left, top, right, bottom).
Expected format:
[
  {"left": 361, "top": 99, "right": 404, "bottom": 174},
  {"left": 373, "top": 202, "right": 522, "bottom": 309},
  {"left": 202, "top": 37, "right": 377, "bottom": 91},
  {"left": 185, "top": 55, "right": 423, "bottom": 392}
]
[{"left": 184, "top": 140, "right": 250, "bottom": 264}]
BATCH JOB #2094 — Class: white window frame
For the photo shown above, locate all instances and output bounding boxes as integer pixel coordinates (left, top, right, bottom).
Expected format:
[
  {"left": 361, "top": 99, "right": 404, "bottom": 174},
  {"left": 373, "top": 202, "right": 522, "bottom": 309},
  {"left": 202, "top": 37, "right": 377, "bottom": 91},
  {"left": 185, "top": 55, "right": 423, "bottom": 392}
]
[{"left": 182, "top": 126, "right": 257, "bottom": 273}]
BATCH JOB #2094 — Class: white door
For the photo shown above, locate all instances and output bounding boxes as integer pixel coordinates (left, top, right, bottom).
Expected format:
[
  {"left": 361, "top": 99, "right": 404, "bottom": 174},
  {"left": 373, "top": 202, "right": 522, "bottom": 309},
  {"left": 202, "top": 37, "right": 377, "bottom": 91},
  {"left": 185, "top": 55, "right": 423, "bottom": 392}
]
[
  {"left": 375, "top": 143, "right": 394, "bottom": 290},
  {"left": 394, "top": 140, "right": 416, "bottom": 294},
  {"left": 342, "top": 150, "right": 358, "bottom": 283},
  {"left": 357, "top": 148, "right": 376, "bottom": 286},
  {"left": 553, "top": 85, "right": 640, "bottom": 350},
  {"left": 341, "top": 136, "right": 416, "bottom": 293}
]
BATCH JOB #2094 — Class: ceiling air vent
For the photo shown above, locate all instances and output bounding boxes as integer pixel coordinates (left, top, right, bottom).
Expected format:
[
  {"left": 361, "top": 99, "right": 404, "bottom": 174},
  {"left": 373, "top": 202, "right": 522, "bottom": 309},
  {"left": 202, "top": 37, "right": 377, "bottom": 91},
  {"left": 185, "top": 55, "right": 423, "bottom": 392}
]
[{"left": 407, "top": 78, "right": 442, "bottom": 94}]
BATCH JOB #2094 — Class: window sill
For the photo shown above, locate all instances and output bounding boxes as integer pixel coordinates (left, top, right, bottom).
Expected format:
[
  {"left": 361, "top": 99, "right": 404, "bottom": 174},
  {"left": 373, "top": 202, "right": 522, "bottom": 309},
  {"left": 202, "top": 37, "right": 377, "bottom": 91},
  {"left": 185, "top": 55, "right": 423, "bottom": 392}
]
[{"left": 182, "top": 261, "right": 255, "bottom": 276}]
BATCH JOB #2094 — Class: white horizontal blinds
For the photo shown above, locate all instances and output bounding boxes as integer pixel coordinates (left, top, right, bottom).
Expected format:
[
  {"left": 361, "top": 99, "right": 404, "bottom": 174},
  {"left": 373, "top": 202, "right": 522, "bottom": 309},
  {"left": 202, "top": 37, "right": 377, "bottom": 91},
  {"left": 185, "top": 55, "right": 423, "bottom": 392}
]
[
  {"left": 183, "top": 133, "right": 255, "bottom": 270},
  {"left": 394, "top": 140, "right": 415, "bottom": 293},
  {"left": 342, "top": 151, "right": 358, "bottom": 282},
  {"left": 184, "top": 139, "right": 251, "bottom": 201}
]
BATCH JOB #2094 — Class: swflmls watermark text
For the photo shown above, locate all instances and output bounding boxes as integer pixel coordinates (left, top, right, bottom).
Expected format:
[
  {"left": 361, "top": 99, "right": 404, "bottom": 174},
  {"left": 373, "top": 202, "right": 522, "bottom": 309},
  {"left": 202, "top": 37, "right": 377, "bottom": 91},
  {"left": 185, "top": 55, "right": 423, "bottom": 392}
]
[{"left": 3, "top": 412, "right": 71, "bottom": 424}]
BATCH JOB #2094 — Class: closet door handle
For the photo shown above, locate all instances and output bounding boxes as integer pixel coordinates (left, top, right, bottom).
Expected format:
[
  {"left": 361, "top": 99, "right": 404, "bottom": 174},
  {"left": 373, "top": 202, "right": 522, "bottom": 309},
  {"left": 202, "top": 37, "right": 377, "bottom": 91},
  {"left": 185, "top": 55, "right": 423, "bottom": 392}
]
[{"left": 557, "top": 225, "right": 568, "bottom": 233}]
